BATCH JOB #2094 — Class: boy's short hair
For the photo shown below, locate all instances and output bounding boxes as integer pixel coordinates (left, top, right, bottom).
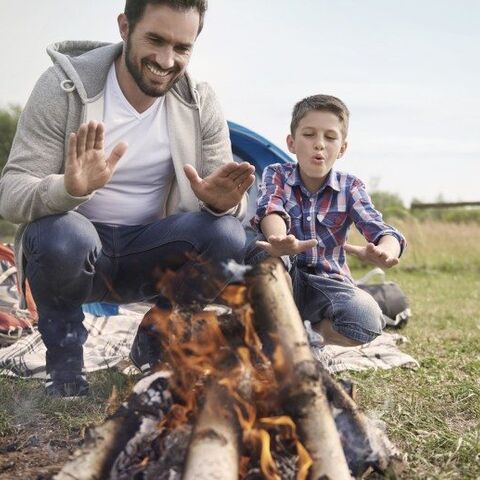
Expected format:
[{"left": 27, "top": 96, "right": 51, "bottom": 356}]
[
  {"left": 290, "top": 94, "right": 350, "bottom": 138},
  {"left": 124, "top": 0, "right": 208, "bottom": 35}
]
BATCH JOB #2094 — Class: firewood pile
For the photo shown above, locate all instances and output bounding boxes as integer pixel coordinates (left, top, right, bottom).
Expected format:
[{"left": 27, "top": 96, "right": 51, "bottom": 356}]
[{"left": 55, "top": 258, "right": 405, "bottom": 480}]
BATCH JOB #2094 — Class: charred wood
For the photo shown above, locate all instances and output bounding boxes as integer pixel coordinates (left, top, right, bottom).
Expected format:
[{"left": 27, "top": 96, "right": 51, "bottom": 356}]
[
  {"left": 320, "top": 370, "right": 405, "bottom": 477},
  {"left": 246, "top": 258, "right": 351, "bottom": 480},
  {"left": 55, "top": 372, "right": 173, "bottom": 480}
]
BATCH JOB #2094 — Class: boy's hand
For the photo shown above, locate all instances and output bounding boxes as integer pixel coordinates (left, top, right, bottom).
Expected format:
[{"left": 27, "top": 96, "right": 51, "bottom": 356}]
[
  {"left": 256, "top": 234, "right": 318, "bottom": 257},
  {"left": 344, "top": 242, "right": 399, "bottom": 268}
]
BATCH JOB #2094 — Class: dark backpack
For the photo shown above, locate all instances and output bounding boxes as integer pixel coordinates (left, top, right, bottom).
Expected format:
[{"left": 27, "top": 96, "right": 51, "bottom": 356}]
[{"left": 356, "top": 268, "right": 411, "bottom": 328}]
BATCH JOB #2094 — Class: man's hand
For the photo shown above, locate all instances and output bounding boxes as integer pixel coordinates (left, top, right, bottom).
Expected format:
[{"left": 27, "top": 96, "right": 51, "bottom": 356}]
[
  {"left": 344, "top": 242, "right": 399, "bottom": 268},
  {"left": 64, "top": 121, "right": 128, "bottom": 197},
  {"left": 256, "top": 234, "right": 318, "bottom": 257},
  {"left": 184, "top": 162, "right": 255, "bottom": 212}
]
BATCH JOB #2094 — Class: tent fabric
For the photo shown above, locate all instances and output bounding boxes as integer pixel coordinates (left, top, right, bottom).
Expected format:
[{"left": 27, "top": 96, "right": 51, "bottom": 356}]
[{"left": 228, "top": 121, "right": 292, "bottom": 170}]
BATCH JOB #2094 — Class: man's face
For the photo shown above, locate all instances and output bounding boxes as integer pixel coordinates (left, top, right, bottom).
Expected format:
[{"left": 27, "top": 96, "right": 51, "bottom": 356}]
[
  {"left": 122, "top": 4, "right": 200, "bottom": 97},
  {"left": 287, "top": 110, "right": 348, "bottom": 192}
]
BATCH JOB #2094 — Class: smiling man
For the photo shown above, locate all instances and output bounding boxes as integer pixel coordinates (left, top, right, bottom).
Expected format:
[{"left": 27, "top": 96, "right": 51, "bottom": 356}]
[{"left": 0, "top": 0, "right": 255, "bottom": 398}]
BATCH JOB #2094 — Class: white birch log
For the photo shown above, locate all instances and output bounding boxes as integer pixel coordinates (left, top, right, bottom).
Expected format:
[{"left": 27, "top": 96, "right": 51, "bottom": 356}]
[
  {"left": 246, "top": 258, "right": 352, "bottom": 480},
  {"left": 182, "top": 385, "right": 239, "bottom": 480}
]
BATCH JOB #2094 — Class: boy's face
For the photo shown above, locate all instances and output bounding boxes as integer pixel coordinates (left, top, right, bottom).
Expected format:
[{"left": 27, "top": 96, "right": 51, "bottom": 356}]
[{"left": 287, "top": 110, "right": 347, "bottom": 192}]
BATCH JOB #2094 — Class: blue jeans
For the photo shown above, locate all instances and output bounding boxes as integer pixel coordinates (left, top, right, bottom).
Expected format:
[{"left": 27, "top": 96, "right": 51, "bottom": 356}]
[
  {"left": 23, "top": 211, "right": 246, "bottom": 355},
  {"left": 292, "top": 268, "right": 385, "bottom": 344},
  {"left": 245, "top": 232, "right": 384, "bottom": 344}
]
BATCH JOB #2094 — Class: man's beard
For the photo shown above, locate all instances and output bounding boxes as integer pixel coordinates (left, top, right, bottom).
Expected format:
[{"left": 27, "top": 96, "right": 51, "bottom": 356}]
[{"left": 124, "top": 35, "right": 178, "bottom": 97}]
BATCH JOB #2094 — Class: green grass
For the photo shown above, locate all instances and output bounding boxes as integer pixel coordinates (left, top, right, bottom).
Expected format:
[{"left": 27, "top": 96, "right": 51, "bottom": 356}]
[
  {"left": 0, "top": 370, "right": 134, "bottom": 438},
  {"left": 347, "top": 268, "right": 480, "bottom": 479}
]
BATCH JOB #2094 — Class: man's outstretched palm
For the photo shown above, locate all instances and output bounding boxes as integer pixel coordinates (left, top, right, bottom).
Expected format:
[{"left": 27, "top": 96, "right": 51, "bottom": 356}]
[
  {"left": 64, "top": 121, "right": 127, "bottom": 197},
  {"left": 184, "top": 162, "right": 255, "bottom": 212}
]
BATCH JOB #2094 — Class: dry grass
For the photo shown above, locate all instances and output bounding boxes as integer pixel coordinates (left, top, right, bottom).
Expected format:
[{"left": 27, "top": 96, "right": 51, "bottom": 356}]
[{"left": 349, "top": 218, "right": 480, "bottom": 273}]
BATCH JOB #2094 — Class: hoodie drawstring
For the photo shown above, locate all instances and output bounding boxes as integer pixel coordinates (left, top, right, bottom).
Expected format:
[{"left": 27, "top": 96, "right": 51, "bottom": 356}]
[{"left": 60, "top": 79, "right": 76, "bottom": 93}]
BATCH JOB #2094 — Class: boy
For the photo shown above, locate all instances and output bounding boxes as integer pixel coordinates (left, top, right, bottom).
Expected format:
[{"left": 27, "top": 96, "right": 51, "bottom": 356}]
[{"left": 251, "top": 94, "right": 406, "bottom": 347}]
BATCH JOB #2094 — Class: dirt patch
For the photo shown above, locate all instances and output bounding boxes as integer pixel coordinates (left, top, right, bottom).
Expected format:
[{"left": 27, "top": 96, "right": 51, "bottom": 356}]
[{"left": 0, "top": 427, "right": 81, "bottom": 480}]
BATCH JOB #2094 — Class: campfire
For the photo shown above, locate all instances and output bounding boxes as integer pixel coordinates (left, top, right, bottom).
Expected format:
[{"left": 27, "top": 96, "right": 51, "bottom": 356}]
[{"left": 55, "top": 259, "right": 404, "bottom": 480}]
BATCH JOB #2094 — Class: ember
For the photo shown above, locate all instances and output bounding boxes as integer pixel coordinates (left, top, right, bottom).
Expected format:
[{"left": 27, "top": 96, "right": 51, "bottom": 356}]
[{"left": 55, "top": 259, "right": 404, "bottom": 480}]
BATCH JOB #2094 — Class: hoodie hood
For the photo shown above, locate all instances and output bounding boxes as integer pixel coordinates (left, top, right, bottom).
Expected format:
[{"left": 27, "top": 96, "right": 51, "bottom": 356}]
[{"left": 46, "top": 40, "right": 197, "bottom": 106}]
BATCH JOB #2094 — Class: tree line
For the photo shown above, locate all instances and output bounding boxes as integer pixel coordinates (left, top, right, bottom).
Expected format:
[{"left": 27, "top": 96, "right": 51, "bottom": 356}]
[{"left": 0, "top": 105, "right": 21, "bottom": 173}]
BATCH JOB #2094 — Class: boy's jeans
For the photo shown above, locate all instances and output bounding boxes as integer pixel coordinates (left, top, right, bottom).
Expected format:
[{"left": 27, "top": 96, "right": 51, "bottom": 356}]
[
  {"left": 245, "top": 234, "right": 384, "bottom": 344},
  {"left": 23, "top": 211, "right": 246, "bottom": 376},
  {"left": 292, "top": 268, "right": 385, "bottom": 344}
]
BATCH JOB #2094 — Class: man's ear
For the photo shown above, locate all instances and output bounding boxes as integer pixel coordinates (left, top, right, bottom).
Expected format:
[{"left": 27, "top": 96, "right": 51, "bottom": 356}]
[
  {"left": 286, "top": 134, "right": 296, "bottom": 154},
  {"left": 337, "top": 141, "right": 348, "bottom": 158},
  {"left": 118, "top": 13, "right": 130, "bottom": 42}
]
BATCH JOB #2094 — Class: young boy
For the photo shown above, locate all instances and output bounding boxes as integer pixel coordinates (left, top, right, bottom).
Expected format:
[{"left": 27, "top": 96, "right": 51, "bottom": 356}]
[{"left": 251, "top": 94, "right": 406, "bottom": 347}]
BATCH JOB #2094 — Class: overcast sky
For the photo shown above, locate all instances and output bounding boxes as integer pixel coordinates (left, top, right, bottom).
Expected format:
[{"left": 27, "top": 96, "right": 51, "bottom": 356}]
[{"left": 1, "top": 0, "right": 478, "bottom": 204}]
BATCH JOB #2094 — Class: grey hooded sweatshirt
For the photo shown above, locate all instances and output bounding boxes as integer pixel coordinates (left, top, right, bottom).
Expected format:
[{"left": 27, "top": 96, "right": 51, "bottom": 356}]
[{"left": 0, "top": 41, "right": 246, "bottom": 306}]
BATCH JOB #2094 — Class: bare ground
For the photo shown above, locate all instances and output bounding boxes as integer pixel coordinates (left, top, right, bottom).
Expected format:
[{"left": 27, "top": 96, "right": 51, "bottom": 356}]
[{"left": 0, "top": 425, "right": 81, "bottom": 480}]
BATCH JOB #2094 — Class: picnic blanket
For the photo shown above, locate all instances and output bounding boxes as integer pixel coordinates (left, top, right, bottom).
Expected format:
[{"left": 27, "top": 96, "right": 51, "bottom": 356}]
[
  {"left": 0, "top": 306, "right": 418, "bottom": 378},
  {"left": 304, "top": 320, "right": 419, "bottom": 373}
]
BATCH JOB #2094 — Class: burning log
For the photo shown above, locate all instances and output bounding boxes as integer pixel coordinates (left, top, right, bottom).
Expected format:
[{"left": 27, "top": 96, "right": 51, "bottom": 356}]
[
  {"left": 321, "top": 371, "right": 405, "bottom": 477},
  {"left": 182, "top": 384, "right": 239, "bottom": 480},
  {"left": 55, "top": 372, "right": 173, "bottom": 480},
  {"left": 245, "top": 258, "right": 352, "bottom": 480}
]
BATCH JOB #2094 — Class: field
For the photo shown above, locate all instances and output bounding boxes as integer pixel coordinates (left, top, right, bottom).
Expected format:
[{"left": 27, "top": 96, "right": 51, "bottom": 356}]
[{"left": 0, "top": 219, "right": 479, "bottom": 479}]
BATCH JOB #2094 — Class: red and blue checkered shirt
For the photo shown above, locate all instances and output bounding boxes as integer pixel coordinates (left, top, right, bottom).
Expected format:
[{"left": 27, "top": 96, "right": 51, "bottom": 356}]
[{"left": 251, "top": 163, "right": 406, "bottom": 283}]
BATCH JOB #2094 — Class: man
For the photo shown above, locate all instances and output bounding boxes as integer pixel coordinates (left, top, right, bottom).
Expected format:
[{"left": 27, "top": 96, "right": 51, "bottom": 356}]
[{"left": 0, "top": 0, "right": 255, "bottom": 397}]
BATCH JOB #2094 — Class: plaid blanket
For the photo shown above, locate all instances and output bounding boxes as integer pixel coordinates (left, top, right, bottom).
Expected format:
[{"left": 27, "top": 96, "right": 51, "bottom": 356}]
[
  {"left": 0, "top": 305, "right": 418, "bottom": 378},
  {"left": 0, "top": 307, "right": 144, "bottom": 378},
  {"left": 311, "top": 333, "right": 418, "bottom": 373}
]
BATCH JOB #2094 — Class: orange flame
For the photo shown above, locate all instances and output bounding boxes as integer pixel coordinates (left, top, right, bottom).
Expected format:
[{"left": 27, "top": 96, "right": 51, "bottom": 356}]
[
  {"left": 258, "top": 429, "right": 281, "bottom": 479},
  {"left": 145, "top": 283, "right": 311, "bottom": 479},
  {"left": 259, "top": 416, "right": 313, "bottom": 480}
]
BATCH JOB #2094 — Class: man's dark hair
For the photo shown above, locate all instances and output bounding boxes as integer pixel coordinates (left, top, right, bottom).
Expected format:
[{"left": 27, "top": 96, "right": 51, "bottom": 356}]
[
  {"left": 290, "top": 94, "right": 350, "bottom": 138},
  {"left": 124, "top": 0, "right": 208, "bottom": 35}
]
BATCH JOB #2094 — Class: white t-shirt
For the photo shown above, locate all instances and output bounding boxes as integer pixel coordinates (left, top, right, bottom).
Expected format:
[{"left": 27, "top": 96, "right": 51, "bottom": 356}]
[{"left": 76, "top": 64, "right": 174, "bottom": 225}]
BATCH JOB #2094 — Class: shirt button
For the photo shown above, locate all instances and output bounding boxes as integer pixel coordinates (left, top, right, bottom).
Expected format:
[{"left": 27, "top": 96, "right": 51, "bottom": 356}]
[{"left": 307, "top": 216, "right": 312, "bottom": 221}]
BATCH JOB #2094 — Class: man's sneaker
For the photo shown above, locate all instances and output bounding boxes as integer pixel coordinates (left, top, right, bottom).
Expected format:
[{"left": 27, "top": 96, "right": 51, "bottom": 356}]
[
  {"left": 129, "top": 330, "right": 154, "bottom": 376},
  {"left": 129, "top": 320, "right": 163, "bottom": 376},
  {"left": 129, "top": 307, "right": 164, "bottom": 376},
  {"left": 45, "top": 373, "right": 90, "bottom": 398},
  {"left": 45, "top": 345, "right": 89, "bottom": 399}
]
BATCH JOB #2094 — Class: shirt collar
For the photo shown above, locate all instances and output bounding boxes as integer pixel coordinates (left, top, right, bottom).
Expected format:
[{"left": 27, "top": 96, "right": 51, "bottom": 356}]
[
  {"left": 285, "top": 164, "right": 303, "bottom": 187},
  {"left": 286, "top": 165, "right": 341, "bottom": 193},
  {"left": 325, "top": 169, "right": 341, "bottom": 192}
]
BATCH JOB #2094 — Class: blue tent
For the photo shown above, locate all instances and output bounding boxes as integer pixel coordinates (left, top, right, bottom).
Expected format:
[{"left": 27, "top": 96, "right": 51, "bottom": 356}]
[{"left": 228, "top": 121, "right": 292, "bottom": 171}]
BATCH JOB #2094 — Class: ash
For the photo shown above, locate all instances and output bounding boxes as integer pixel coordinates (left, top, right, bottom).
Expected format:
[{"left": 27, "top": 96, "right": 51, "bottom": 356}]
[
  {"left": 110, "top": 425, "right": 192, "bottom": 480},
  {"left": 243, "top": 436, "right": 299, "bottom": 480}
]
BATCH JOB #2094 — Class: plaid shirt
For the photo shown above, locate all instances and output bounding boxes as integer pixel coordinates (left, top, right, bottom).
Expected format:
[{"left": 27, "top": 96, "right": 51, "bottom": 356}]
[{"left": 252, "top": 163, "right": 406, "bottom": 283}]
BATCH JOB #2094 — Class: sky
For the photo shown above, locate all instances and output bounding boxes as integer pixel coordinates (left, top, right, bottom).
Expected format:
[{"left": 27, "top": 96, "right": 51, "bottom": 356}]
[{"left": 1, "top": 0, "right": 479, "bottom": 205}]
